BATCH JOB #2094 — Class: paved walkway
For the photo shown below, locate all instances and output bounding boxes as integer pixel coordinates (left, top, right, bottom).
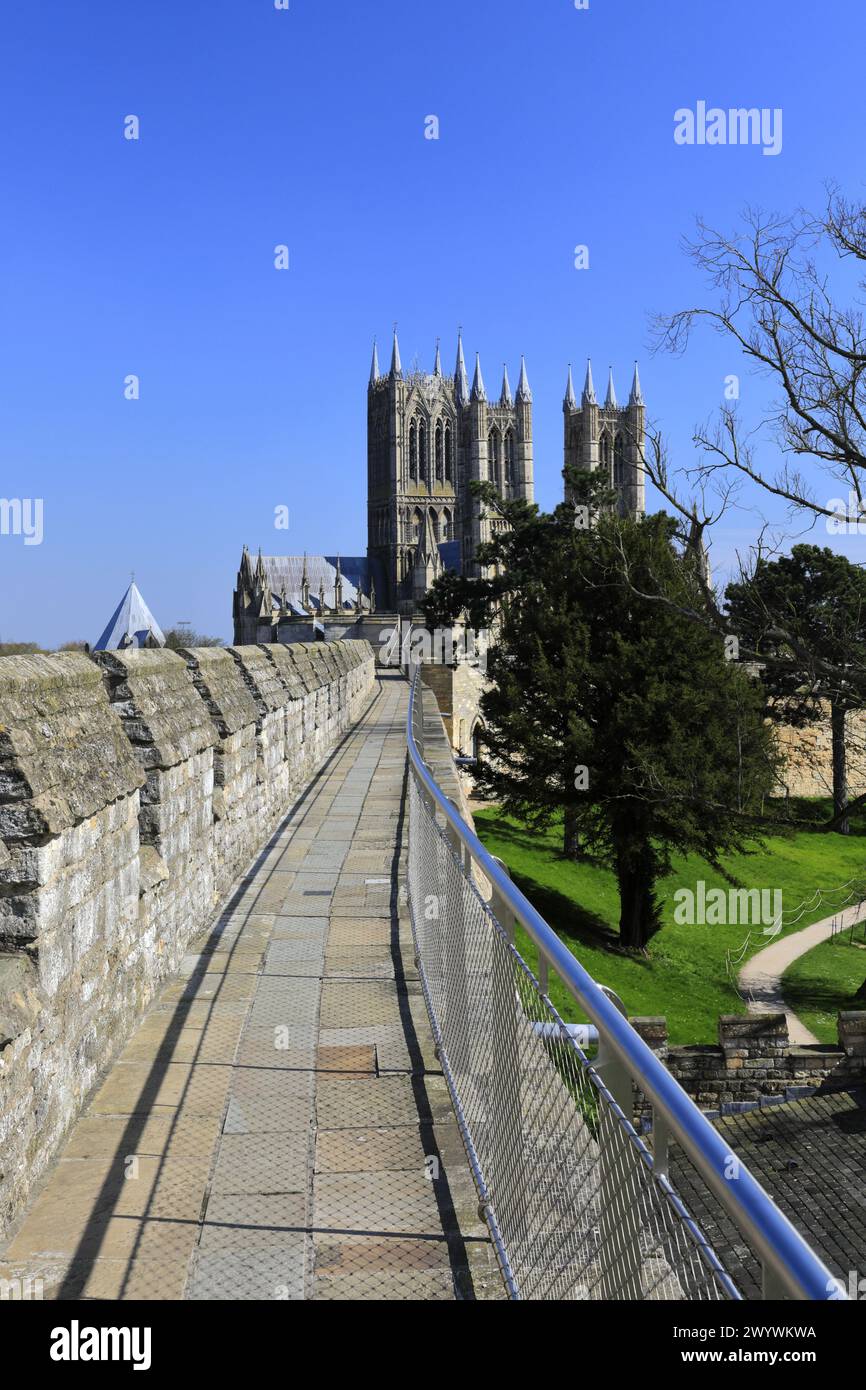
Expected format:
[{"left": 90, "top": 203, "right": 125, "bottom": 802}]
[
  {"left": 739, "top": 899, "right": 866, "bottom": 1044},
  {"left": 0, "top": 672, "right": 499, "bottom": 1301}
]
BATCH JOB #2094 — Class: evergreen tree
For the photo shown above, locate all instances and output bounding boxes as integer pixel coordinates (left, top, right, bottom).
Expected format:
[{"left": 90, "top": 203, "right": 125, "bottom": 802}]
[
  {"left": 726, "top": 545, "right": 866, "bottom": 834},
  {"left": 424, "top": 472, "right": 779, "bottom": 950}
]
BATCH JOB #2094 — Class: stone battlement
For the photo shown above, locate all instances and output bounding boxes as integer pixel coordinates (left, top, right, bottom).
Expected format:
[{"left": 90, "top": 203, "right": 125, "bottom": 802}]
[
  {"left": 631, "top": 1011, "right": 866, "bottom": 1113},
  {"left": 0, "top": 640, "right": 375, "bottom": 1239}
]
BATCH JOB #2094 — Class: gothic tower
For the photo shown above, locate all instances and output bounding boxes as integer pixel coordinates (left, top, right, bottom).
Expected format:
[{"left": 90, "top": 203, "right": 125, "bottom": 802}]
[
  {"left": 562, "top": 360, "right": 646, "bottom": 517},
  {"left": 367, "top": 331, "right": 534, "bottom": 612}
]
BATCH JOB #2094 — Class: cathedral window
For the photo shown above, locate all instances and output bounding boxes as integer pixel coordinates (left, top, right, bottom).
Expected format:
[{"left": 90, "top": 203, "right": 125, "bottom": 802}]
[
  {"left": 488, "top": 429, "right": 501, "bottom": 488},
  {"left": 504, "top": 429, "right": 515, "bottom": 488},
  {"left": 614, "top": 434, "right": 626, "bottom": 489},
  {"left": 418, "top": 421, "right": 428, "bottom": 483},
  {"left": 442, "top": 507, "right": 452, "bottom": 541},
  {"left": 600, "top": 431, "right": 612, "bottom": 479},
  {"left": 409, "top": 420, "right": 418, "bottom": 480},
  {"left": 435, "top": 423, "right": 443, "bottom": 481},
  {"left": 413, "top": 507, "right": 423, "bottom": 542},
  {"left": 444, "top": 424, "right": 453, "bottom": 482}
]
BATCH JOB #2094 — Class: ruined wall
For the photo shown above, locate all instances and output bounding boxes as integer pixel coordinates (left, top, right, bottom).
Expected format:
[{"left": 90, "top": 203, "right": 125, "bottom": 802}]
[{"left": 0, "top": 640, "right": 375, "bottom": 1239}]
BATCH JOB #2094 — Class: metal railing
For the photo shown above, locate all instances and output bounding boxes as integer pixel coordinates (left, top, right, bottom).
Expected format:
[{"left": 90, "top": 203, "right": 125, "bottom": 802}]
[{"left": 405, "top": 665, "right": 843, "bottom": 1301}]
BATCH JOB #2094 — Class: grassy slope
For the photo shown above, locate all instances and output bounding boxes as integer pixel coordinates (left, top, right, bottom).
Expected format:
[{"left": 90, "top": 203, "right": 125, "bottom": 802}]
[{"left": 473, "top": 802, "right": 866, "bottom": 1044}]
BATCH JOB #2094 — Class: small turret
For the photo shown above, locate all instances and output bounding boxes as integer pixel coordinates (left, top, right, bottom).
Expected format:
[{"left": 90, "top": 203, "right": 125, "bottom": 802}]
[
  {"left": 500, "top": 364, "right": 513, "bottom": 407},
  {"left": 516, "top": 356, "right": 532, "bottom": 404},
  {"left": 471, "top": 353, "right": 487, "bottom": 403},
  {"left": 564, "top": 364, "right": 577, "bottom": 409},
  {"left": 389, "top": 328, "right": 402, "bottom": 379},
  {"left": 433, "top": 338, "right": 442, "bottom": 376},
  {"left": 454, "top": 332, "right": 469, "bottom": 406},
  {"left": 605, "top": 366, "right": 617, "bottom": 409},
  {"left": 629, "top": 361, "right": 644, "bottom": 407},
  {"left": 582, "top": 359, "right": 597, "bottom": 406},
  {"left": 369, "top": 340, "right": 380, "bottom": 385}
]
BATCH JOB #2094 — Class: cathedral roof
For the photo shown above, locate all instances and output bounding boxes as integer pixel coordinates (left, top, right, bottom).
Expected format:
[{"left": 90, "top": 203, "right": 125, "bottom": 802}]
[
  {"left": 256, "top": 555, "right": 384, "bottom": 614},
  {"left": 94, "top": 581, "right": 166, "bottom": 651}
]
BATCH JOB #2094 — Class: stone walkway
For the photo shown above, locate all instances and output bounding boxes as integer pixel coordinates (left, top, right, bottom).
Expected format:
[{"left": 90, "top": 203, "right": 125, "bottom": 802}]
[
  {"left": 0, "top": 672, "right": 499, "bottom": 1301},
  {"left": 739, "top": 898, "right": 866, "bottom": 1044}
]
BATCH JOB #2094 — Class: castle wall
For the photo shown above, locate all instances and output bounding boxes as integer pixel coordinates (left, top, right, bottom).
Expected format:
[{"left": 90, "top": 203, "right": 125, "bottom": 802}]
[
  {"left": 631, "top": 1012, "right": 866, "bottom": 1114},
  {"left": 773, "top": 704, "right": 866, "bottom": 800},
  {"left": 0, "top": 640, "right": 375, "bottom": 1240}
]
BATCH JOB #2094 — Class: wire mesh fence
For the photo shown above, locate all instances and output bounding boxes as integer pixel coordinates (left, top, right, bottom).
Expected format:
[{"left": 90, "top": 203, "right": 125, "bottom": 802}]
[{"left": 407, "top": 771, "right": 740, "bottom": 1301}]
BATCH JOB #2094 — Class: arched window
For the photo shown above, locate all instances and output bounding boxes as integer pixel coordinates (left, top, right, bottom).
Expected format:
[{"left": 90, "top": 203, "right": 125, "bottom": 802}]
[
  {"left": 409, "top": 420, "right": 418, "bottom": 480},
  {"left": 435, "top": 423, "right": 443, "bottom": 482},
  {"left": 488, "top": 429, "right": 501, "bottom": 488},
  {"left": 442, "top": 506, "right": 452, "bottom": 541},
  {"left": 470, "top": 719, "right": 483, "bottom": 763},
  {"left": 600, "top": 431, "right": 611, "bottom": 479},
  {"left": 418, "top": 421, "right": 428, "bottom": 483},
  {"left": 614, "top": 434, "right": 626, "bottom": 488},
  {"left": 444, "top": 424, "right": 453, "bottom": 483},
  {"left": 412, "top": 507, "right": 424, "bottom": 543},
  {"left": 504, "top": 429, "right": 515, "bottom": 488},
  {"left": 429, "top": 507, "right": 439, "bottom": 541}
]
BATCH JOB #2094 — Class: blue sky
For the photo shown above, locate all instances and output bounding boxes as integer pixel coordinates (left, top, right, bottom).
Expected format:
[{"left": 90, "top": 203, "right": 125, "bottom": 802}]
[{"left": 2, "top": 0, "right": 865, "bottom": 646}]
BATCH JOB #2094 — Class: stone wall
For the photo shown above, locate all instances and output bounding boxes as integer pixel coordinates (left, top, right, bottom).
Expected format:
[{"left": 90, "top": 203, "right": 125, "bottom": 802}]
[
  {"left": 631, "top": 1011, "right": 866, "bottom": 1113},
  {"left": 0, "top": 640, "right": 375, "bottom": 1239},
  {"left": 773, "top": 704, "right": 866, "bottom": 800}
]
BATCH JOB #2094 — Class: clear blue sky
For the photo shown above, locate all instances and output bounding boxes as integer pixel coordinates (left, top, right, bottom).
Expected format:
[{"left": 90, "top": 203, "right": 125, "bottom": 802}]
[{"left": 2, "top": 0, "right": 865, "bottom": 646}]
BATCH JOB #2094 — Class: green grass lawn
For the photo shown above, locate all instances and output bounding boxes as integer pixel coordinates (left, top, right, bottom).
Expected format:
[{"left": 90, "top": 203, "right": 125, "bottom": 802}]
[
  {"left": 473, "top": 799, "right": 866, "bottom": 1045},
  {"left": 781, "top": 926, "right": 866, "bottom": 1043}
]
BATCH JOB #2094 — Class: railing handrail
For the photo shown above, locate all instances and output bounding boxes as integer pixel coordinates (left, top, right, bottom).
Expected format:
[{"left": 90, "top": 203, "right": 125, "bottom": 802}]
[{"left": 406, "top": 664, "right": 842, "bottom": 1301}]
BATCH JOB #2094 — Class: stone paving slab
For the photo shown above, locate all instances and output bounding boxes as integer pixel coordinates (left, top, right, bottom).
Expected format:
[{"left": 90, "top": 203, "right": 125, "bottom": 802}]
[{"left": 0, "top": 673, "right": 500, "bottom": 1302}]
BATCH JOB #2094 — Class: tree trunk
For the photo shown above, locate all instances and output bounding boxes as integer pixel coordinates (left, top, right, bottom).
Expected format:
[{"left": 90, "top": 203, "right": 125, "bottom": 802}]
[
  {"left": 615, "top": 843, "right": 659, "bottom": 951},
  {"left": 563, "top": 806, "right": 580, "bottom": 859},
  {"left": 831, "top": 701, "right": 849, "bottom": 835}
]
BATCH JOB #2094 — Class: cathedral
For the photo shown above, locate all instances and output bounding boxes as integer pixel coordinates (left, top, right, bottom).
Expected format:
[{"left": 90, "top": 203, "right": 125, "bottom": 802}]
[{"left": 232, "top": 330, "right": 646, "bottom": 644}]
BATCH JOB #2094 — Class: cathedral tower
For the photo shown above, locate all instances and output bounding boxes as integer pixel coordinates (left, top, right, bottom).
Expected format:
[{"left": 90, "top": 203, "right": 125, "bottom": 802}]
[
  {"left": 563, "top": 360, "right": 646, "bottom": 517},
  {"left": 367, "top": 331, "right": 534, "bottom": 612}
]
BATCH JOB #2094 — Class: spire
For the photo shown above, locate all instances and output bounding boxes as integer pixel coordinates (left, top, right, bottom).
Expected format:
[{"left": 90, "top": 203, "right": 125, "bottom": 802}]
[
  {"left": 334, "top": 555, "right": 343, "bottom": 609},
  {"left": 389, "top": 327, "right": 402, "bottom": 378},
  {"left": 301, "top": 553, "right": 310, "bottom": 609},
  {"left": 369, "top": 339, "right": 380, "bottom": 385},
  {"left": 454, "top": 331, "right": 469, "bottom": 405},
  {"left": 582, "top": 359, "right": 597, "bottom": 406},
  {"left": 605, "top": 365, "right": 617, "bottom": 408},
  {"left": 564, "top": 363, "right": 577, "bottom": 409},
  {"left": 471, "top": 352, "right": 487, "bottom": 402},
  {"left": 499, "top": 363, "right": 513, "bottom": 407},
  {"left": 629, "top": 360, "right": 644, "bottom": 407},
  {"left": 433, "top": 338, "right": 442, "bottom": 376},
  {"left": 516, "top": 355, "right": 532, "bottom": 404}
]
